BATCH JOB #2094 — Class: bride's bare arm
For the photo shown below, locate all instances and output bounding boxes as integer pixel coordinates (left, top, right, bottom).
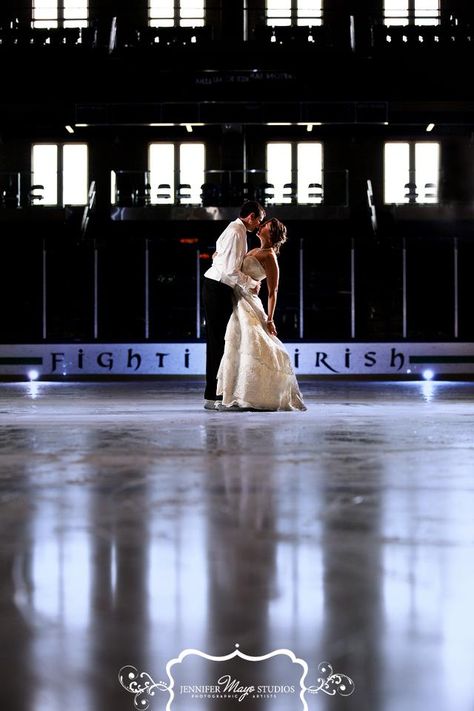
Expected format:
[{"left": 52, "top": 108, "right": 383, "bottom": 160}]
[{"left": 263, "top": 252, "right": 279, "bottom": 335}]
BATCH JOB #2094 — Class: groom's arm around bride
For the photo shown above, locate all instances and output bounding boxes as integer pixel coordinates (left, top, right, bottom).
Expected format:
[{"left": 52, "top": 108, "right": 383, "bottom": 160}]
[{"left": 202, "top": 200, "right": 266, "bottom": 408}]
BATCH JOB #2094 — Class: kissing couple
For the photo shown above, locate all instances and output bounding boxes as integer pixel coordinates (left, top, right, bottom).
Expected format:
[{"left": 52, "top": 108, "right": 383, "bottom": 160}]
[{"left": 202, "top": 200, "right": 306, "bottom": 412}]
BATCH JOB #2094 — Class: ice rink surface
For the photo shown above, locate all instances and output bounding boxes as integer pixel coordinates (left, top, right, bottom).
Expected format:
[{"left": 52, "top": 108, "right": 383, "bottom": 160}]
[{"left": 1, "top": 378, "right": 474, "bottom": 711}]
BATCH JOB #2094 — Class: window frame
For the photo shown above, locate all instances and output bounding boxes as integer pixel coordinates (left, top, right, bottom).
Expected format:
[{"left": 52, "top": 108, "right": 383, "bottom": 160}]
[
  {"left": 266, "top": 0, "right": 323, "bottom": 27},
  {"left": 148, "top": 0, "right": 206, "bottom": 28},
  {"left": 383, "top": 0, "right": 440, "bottom": 27},
  {"left": 383, "top": 140, "right": 440, "bottom": 205},
  {"left": 31, "top": 142, "right": 89, "bottom": 207},
  {"left": 32, "top": 0, "right": 89, "bottom": 28},
  {"left": 265, "top": 140, "right": 324, "bottom": 205},
  {"left": 148, "top": 141, "right": 206, "bottom": 205}
]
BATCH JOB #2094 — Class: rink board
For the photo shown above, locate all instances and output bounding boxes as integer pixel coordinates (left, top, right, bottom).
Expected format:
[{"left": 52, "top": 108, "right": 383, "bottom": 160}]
[{"left": 1, "top": 343, "right": 474, "bottom": 378}]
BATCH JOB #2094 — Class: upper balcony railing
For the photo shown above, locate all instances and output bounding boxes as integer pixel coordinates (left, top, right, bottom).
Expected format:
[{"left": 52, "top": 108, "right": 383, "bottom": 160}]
[
  {"left": 371, "top": 13, "right": 473, "bottom": 51},
  {"left": 0, "top": 171, "right": 88, "bottom": 209},
  {"left": 1, "top": 169, "right": 348, "bottom": 211},
  {"left": 1, "top": 169, "right": 464, "bottom": 212},
  {"left": 0, "top": 20, "right": 96, "bottom": 47},
  {"left": 110, "top": 169, "right": 350, "bottom": 209},
  {"left": 0, "top": 7, "right": 472, "bottom": 53},
  {"left": 0, "top": 20, "right": 211, "bottom": 49}
]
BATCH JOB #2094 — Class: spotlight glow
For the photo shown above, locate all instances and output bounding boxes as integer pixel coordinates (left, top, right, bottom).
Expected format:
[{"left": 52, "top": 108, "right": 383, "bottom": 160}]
[
  {"left": 28, "top": 370, "right": 39, "bottom": 381},
  {"left": 422, "top": 369, "right": 434, "bottom": 381}
]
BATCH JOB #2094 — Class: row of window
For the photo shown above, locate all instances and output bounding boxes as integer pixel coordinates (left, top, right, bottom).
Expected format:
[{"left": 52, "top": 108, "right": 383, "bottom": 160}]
[
  {"left": 145, "top": 143, "right": 325, "bottom": 205},
  {"left": 3, "top": 141, "right": 440, "bottom": 207},
  {"left": 27, "top": 1, "right": 440, "bottom": 28}
]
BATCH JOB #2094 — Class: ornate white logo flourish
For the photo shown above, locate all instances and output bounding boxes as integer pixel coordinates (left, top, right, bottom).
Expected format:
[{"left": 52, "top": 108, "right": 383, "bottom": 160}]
[{"left": 118, "top": 644, "right": 355, "bottom": 710}]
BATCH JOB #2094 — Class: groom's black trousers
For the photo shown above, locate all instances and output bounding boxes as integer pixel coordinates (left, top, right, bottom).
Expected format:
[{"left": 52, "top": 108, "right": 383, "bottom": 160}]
[{"left": 202, "top": 277, "right": 234, "bottom": 401}]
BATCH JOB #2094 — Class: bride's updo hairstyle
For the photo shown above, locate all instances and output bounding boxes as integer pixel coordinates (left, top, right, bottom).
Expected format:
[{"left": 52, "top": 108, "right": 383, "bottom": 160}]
[{"left": 268, "top": 218, "right": 288, "bottom": 255}]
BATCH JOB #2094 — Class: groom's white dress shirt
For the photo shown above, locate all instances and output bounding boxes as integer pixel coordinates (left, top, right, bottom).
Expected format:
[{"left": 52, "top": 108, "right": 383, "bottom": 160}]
[{"left": 204, "top": 218, "right": 259, "bottom": 292}]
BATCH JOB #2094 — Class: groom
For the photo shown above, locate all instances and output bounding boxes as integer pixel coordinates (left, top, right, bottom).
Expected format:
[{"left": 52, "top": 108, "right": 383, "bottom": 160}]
[{"left": 202, "top": 200, "right": 266, "bottom": 410}]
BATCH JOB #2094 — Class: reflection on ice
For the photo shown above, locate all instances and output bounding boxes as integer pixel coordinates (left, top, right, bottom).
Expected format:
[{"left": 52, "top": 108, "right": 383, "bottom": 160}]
[{"left": 0, "top": 380, "right": 473, "bottom": 711}]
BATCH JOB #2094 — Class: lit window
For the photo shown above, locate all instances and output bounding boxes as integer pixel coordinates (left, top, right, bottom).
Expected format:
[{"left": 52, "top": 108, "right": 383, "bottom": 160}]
[
  {"left": 297, "top": 143, "right": 323, "bottom": 203},
  {"left": 415, "top": 143, "right": 439, "bottom": 203},
  {"left": 384, "top": 142, "right": 439, "bottom": 204},
  {"left": 297, "top": 0, "right": 323, "bottom": 27},
  {"left": 63, "top": 0, "right": 88, "bottom": 28},
  {"left": 32, "top": 145, "right": 58, "bottom": 205},
  {"left": 33, "top": 0, "right": 57, "bottom": 28},
  {"left": 33, "top": 0, "right": 88, "bottom": 28},
  {"left": 384, "top": 142, "right": 409, "bottom": 203},
  {"left": 63, "top": 144, "right": 88, "bottom": 205},
  {"left": 266, "top": 143, "right": 292, "bottom": 203},
  {"left": 384, "top": 0, "right": 439, "bottom": 26},
  {"left": 266, "top": 0, "right": 322, "bottom": 26},
  {"left": 179, "top": 144, "right": 205, "bottom": 204},
  {"left": 267, "top": 0, "right": 292, "bottom": 27},
  {"left": 149, "top": 0, "right": 205, "bottom": 27},
  {"left": 149, "top": 0, "right": 174, "bottom": 27},
  {"left": 180, "top": 0, "right": 205, "bottom": 27},
  {"left": 414, "top": 0, "right": 439, "bottom": 25},
  {"left": 384, "top": 0, "right": 408, "bottom": 26},
  {"left": 32, "top": 143, "right": 88, "bottom": 206},
  {"left": 149, "top": 143, "right": 205, "bottom": 204},
  {"left": 149, "top": 144, "right": 175, "bottom": 204},
  {"left": 266, "top": 142, "right": 323, "bottom": 204}
]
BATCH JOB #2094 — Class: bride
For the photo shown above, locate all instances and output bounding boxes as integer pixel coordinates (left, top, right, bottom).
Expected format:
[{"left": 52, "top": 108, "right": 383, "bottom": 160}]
[{"left": 216, "top": 217, "right": 306, "bottom": 411}]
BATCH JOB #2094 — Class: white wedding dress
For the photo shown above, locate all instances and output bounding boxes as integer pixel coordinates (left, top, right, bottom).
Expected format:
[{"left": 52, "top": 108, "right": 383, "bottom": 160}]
[{"left": 216, "top": 255, "right": 306, "bottom": 411}]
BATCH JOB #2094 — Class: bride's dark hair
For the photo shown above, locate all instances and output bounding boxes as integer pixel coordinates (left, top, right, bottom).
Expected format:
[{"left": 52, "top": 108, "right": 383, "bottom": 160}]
[{"left": 267, "top": 218, "right": 288, "bottom": 255}]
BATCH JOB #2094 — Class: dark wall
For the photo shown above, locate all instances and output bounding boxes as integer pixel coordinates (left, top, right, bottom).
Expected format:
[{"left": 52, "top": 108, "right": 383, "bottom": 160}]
[{"left": 1, "top": 0, "right": 473, "bottom": 343}]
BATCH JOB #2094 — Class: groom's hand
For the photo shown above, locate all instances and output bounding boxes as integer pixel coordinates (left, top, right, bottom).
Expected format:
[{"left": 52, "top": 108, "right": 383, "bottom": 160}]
[{"left": 250, "top": 282, "right": 261, "bottom": 295}]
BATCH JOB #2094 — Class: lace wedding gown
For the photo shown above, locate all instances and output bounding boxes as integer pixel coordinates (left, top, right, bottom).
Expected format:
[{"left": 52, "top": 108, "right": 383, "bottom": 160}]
[{"left": 216, "top": 255, "right": 306, "bottom": 411}]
